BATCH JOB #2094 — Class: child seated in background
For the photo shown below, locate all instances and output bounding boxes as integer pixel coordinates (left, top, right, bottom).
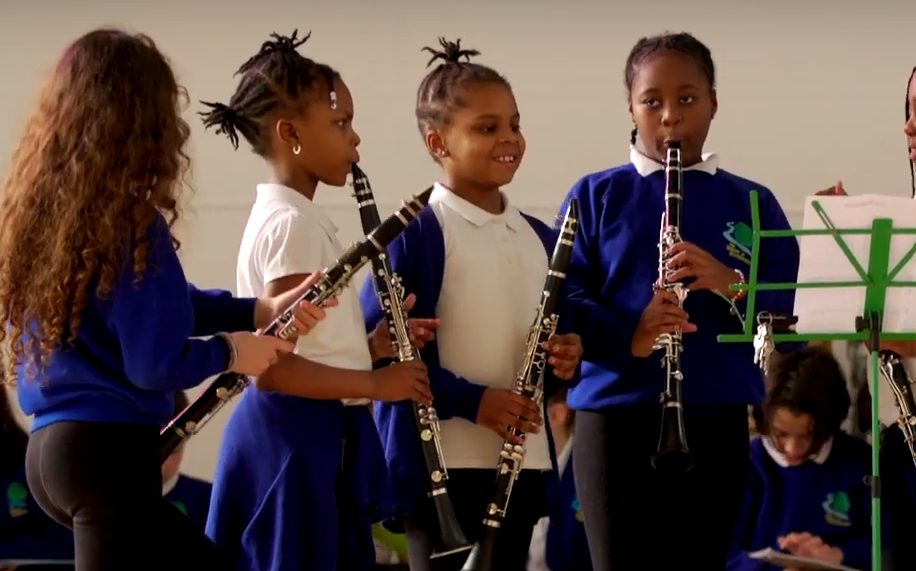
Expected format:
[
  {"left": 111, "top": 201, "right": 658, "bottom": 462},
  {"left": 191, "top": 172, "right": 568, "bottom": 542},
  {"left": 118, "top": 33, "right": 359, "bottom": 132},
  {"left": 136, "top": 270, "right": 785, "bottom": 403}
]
[
  {"left": 728, "top": 346, "right": 872, "bottom": 570},
  {"left": 527, "top": 389, "right": 590, "bottom": 571},
  {"left": 161, "top": 392, "right": 213, "bottom": 533},
  {"left": 0, "top": 387, "right": 73, "bottom": 571}
]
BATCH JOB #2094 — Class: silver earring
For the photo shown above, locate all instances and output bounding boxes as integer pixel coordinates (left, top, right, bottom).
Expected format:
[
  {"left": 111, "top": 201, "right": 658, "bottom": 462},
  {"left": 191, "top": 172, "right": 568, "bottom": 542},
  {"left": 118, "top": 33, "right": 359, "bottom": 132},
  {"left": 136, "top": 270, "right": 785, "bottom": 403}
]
[
  {"left": 293, "top": 143, "right": 301, "bottom": 155},
  {"left": 438, "top": 149, "right": 449, "bottom": 158}
]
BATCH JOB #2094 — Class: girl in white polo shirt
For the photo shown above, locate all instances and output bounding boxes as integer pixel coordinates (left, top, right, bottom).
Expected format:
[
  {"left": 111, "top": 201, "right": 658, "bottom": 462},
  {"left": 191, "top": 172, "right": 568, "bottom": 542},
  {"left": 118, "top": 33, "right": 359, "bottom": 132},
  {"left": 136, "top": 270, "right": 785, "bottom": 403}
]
[
  {"left": 198, "top": 30, "right": 433, "bottom": 571},
  {"left": 360, "top": 38, "right": 583, "bottom": 571}
]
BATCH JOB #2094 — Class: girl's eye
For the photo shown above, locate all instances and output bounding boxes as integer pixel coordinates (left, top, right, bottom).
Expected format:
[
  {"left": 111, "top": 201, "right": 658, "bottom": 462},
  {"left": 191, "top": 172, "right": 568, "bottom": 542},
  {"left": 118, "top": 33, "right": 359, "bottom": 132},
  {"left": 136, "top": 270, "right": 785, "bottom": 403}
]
[
  {"left": 680, "top": 95, "right": 696, "bottom": 104},
  {"left": 643, "top": 99, "right": 660, "bottom": 109}
]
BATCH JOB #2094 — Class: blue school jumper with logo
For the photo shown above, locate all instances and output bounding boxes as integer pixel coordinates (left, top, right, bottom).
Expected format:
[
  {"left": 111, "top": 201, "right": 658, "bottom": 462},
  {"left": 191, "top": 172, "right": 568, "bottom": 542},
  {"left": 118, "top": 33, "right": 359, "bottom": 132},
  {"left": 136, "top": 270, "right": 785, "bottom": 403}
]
[
  {"left": 359, "top": 206, "right": 570, "bottom": 526},
  {"left": 558, "top": 161, "right": 802, "bottom": 412},
  {"left": 728, "top": 433, "right": 872, "bottom": 570}
]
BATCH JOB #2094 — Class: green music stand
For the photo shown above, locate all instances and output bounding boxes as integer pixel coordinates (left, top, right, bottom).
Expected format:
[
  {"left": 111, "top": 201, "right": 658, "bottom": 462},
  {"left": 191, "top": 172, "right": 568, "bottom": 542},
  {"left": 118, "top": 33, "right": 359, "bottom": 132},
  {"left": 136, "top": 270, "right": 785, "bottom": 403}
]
[{"left": 718, "top": 191, "right": 916, "bottom": 571}]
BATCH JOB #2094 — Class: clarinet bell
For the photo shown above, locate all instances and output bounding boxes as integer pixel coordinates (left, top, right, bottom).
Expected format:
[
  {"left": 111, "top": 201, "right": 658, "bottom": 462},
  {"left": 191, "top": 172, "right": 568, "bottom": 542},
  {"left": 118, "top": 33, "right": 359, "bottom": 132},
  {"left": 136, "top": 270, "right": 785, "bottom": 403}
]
[
  {"left": 430, "top": 491, "right": 472, "bottom": 558},
  {"left": 459, "top": 525, "right": 497, "bottom": 571},
  {"left": 652, "top": 405, "right": 693, "bottom": 472}
]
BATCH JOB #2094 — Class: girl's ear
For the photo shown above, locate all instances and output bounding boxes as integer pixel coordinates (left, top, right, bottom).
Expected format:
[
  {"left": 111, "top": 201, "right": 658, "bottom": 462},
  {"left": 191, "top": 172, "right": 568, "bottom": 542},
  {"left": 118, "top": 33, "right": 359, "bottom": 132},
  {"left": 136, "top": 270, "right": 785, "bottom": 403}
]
[
  {"left": 275, "top": 119, "right": 299, "bottom": 149},
  {"left": 710, "top": 88, "right": 718, "bottom": 120},
  {"left": 425, "top": 128, "right": 449, "bottom": 159}
]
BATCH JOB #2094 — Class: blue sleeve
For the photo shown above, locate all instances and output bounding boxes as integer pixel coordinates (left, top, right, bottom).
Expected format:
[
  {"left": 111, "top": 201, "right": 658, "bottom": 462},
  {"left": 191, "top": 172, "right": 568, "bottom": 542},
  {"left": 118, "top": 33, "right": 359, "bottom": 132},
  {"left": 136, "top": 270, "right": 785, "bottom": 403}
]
[
  {"left": 558, "top": 178, "right": 640, "bottom": 372},
  {"left": 727, "top": 462, "right": 770, "bottom": 571},
  {"left": 834, "top": 450, "right": 872, "bottom": 570},
  {"left": 109, "top": 215, "right": 230, "bottom": 391},
  {"left": 187, "top": 285, "right": 256, "bottom": 336},
  {"left": 359, "top": 220, "right": 486, "bottom": 423},
  {"left": 752, "top": 188, "right": 806, "bottom": 353}
]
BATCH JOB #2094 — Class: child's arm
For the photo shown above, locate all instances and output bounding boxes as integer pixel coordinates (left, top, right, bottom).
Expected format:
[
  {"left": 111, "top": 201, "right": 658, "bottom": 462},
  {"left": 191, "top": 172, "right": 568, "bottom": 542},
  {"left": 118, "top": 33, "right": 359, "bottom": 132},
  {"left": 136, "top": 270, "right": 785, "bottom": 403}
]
[
  {"left": 359, "top": 228, "right": 541, "bottom": 438},
  {"left": 255, "top": 272, "right": 431, "bottom": 405},
  {"left": 558, "top": 185, "right": 690, "bottom": 370},
  {"left": 726, "top": 464, "right": 769, "bottom": 571},
  {"left": 111, "top": 216, "right": 292, "bottom": 391}
]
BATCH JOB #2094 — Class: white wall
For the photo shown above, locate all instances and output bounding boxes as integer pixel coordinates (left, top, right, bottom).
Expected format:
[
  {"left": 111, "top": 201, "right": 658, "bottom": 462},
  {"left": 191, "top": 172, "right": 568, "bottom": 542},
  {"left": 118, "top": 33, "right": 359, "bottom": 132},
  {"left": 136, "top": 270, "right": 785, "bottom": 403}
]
[{"left": 2, "top": 0, "right": 915, "bottom": 480}]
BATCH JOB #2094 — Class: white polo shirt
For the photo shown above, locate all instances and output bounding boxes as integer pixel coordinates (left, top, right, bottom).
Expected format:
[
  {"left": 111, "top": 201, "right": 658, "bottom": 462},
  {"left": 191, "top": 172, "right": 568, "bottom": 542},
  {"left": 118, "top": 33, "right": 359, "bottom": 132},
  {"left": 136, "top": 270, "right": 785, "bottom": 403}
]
[
  {"left": 430, "top": 182, "right": 552, "bottom": 470},
  {"left": 236, "top": 183, "right": 372, "bottom": 404}
]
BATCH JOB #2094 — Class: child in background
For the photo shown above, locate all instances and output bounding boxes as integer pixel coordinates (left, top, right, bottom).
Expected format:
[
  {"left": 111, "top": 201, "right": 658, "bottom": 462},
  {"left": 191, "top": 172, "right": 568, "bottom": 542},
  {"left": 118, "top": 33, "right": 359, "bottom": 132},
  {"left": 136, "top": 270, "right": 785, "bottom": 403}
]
[
  {"left": 728, "top": 346, "right": 871, "bottom": 570},
  {"left": 360, "top": 37, "right": 582, "bottom": 571},
  {"left": 527, "top": 389, "right": 591, "bottom": 571},
  {"left": 160, "top": 392, "right": 213, "bottom": 533},
  {"left": 0, "top": 28, "right": 324, "bottom": 571},
  {"left": 200, "top": 30, "right": 432, "bottom": 571},
  {"left": 0, "top": 386, "right": 73, "bottom": 570},
  {"left": 558, "top": 31, "right": 802, "bottom": 570}
]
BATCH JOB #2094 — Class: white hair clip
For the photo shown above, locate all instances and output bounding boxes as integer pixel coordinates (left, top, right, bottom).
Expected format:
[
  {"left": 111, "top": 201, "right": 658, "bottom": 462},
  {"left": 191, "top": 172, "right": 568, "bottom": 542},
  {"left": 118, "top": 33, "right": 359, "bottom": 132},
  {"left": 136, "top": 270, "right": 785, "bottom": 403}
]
[{"left": 329, "top": 90, "right": 338, "bottom": 110}]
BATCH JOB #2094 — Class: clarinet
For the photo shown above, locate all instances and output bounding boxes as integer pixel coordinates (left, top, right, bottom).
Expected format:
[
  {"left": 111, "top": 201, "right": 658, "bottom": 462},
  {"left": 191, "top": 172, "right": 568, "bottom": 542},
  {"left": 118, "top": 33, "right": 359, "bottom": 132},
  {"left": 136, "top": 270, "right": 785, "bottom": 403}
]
[
  {"left": 878, "top": 350, "right": 916, "bottom": 469},
  {"left": 461, "top": 198, "right": 579, "bottom": 571},
  {"left": 350, "top": 164, "right": 471, "bottom": 557},
  {"left": 650, "top": 140, "right": 693, "bottom": 472},
  {"left": 158, "top": 185, "right": 434, "bottom": 463}
]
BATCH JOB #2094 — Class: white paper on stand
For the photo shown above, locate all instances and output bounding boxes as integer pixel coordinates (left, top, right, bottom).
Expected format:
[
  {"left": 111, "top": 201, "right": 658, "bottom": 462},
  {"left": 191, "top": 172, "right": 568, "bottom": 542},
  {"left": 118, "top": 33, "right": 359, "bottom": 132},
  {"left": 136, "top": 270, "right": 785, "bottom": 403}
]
[{"left": 793, "top": 194, "right": 916, "bottom": 334}]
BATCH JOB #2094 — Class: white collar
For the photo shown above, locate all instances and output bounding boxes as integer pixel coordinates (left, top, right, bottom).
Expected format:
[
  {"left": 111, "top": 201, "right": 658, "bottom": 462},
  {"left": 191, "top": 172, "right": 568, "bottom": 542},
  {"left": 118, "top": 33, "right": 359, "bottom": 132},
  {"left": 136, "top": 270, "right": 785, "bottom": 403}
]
[
  {"left": 430, "top": 182, "right": 525, "bottom": 231},
  {"left": 629, "top": 145, "right": 720, "bottom": 177},
  {"left": 162, "top": 474, "right": 179, "bottom": 496},
  {"left": 255, "top": 183, "right": 338, "bottom": 237},
  {"left": 762, "top": 435, "right": 833, "bottom": 467}
]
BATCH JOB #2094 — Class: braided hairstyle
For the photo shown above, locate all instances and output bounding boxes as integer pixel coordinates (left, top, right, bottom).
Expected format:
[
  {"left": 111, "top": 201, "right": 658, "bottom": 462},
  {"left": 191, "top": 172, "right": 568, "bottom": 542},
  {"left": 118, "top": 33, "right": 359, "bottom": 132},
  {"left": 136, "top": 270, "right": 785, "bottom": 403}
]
[
  {"left": 906, "top": 67, "right": 915, "bottom": 198},
  {"left": 624, "top": 32, "right": 716, "bottom": 145},
  {"left": 415, "top": 37, "right": 511, "bottom": 159},
  {"left": 200, "top": 29, "right": 339, "bottom": 156}
]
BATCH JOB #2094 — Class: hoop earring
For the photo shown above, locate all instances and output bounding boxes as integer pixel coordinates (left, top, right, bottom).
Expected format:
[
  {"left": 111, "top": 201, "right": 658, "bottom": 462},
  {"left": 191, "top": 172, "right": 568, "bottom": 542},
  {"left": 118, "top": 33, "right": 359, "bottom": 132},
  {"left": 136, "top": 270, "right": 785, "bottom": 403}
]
[{"left": 293, "top": 143, "right": 301, "bottom": 156}]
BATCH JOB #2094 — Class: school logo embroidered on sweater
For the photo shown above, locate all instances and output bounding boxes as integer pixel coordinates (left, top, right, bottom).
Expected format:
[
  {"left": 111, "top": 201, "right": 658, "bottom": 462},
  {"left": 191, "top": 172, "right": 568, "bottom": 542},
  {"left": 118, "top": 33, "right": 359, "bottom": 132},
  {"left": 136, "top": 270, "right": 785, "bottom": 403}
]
[
  {"left": 723, "top": 221, "right": 752, "bottom": 265},
  {"left": 822, "top": 491, "right": 852, "bottom": 527},
  {"left": 170, "top": 500, "right": 188, "bottom": 516},
  {"left": 7, "top": 481, "right": 28, "bottom": 517},
  {"left": 571, "top": 498, "right": 584, "bottom": 523}
]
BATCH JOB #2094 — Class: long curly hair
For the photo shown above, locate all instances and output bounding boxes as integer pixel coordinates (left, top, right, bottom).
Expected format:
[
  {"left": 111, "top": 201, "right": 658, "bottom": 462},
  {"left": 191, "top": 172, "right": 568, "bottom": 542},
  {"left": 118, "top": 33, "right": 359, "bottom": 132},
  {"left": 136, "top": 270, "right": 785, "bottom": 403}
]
[{"left": 0, "top": 28, "right": 191, "bottom": 383}]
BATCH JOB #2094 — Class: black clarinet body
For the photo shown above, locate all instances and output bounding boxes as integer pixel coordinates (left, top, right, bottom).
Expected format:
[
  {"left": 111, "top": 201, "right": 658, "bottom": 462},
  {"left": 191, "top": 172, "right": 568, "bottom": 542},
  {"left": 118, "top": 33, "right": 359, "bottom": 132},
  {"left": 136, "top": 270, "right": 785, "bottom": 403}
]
[
  {"left": 650, "top": 140, "right": 693, "bottom": 472},
  {"left": 878, "top": 350, "right": 916, "bottom": 469},
  {"left": 158, "top": 185, "right": 433, "bottom": 463},
  {"left": 350, "top": 164, "right": 470, "bottom": 557},
  {"left": 461, "top": 198, "right": 579, "bottom": 571}
]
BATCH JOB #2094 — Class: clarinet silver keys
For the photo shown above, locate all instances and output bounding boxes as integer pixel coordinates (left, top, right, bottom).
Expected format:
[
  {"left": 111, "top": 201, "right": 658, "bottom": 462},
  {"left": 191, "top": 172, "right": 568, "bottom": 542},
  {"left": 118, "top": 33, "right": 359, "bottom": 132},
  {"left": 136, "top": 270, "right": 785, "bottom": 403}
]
[
  {"left": 461, "top": 198, "right": 579, "bottom": 571},
  {"left": 351, "top": 164, "right": 470, "bottom": 557}
]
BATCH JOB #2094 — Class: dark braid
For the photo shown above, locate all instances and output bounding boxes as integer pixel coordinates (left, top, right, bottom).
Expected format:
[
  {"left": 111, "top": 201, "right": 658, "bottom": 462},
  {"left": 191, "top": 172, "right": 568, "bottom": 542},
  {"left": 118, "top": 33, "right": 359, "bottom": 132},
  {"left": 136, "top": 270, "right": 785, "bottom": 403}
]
[
  {"left": 623, "top": 32, "right": 716, "bottom": 146},
  {"left": 415, "top": 37, "right": 511, "bottom": 138},
  {"left": 907, "top": 66, "right": 915, "bottom": 198},
  {"left": 199, "top": 29, "right": 339, "bottom": 156}
]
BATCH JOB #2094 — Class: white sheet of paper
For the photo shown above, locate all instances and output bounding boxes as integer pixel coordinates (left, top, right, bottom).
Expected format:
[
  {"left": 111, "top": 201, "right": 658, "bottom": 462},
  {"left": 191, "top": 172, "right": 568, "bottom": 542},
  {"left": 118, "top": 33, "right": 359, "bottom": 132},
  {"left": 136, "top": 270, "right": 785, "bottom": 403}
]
[
  {"left": 793, "top": 194, "right": 916, "bottom": 334},
  {"left": 749, "top": 547, "right": 861, "bottom": 571}
]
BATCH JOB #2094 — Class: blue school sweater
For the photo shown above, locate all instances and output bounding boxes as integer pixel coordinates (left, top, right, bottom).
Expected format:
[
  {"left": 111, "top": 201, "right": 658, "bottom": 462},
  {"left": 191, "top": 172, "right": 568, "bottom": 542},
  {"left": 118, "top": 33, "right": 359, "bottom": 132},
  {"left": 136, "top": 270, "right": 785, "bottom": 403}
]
[
  {"left": 728, "top": 433, "right": 872, "bottom": 571},
  {"left": 559, "top": 156, "right": 801, "bottom": 411},
  {"left": 544, "top": 445, "right": 591, "bottom": 571},
  {"left": 0, "top": 461, "right": 74, "bottom": 565},
  {"left": 359, "top": 205, "right": 568, "bottom": 521},
  {"left": 165, "top": 474, "right": 212, "bottom": 533},
  {"left": 17, "top": 214, "right": 256, "bottom": 430}
]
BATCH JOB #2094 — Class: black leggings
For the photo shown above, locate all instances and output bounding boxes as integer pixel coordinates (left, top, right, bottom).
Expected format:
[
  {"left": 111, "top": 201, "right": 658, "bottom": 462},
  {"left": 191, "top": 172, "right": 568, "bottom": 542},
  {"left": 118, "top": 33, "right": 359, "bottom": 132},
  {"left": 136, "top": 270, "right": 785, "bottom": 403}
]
[
  {"left": 25, "top": 421, "right": 225, "bottom": 571},
  {"left": 404, "top": 468, "right": 547, "bottom": 571},
  {"left": 574, "top": 405, "right": 750, "bottom": 571}
]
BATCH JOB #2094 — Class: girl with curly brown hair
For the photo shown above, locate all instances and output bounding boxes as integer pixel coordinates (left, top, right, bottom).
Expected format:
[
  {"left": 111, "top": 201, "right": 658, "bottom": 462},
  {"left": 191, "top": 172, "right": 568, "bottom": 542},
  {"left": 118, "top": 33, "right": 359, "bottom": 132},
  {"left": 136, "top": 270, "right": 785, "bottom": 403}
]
[{"left": 0, "top": 28, "right": 330, "bottom": 571}]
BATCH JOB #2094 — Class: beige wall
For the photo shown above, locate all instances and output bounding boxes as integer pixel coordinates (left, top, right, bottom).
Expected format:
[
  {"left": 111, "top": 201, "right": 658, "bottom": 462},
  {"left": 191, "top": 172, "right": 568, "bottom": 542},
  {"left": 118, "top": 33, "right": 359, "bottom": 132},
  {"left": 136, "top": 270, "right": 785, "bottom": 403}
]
[{"left": 2, "top": 0, "right": 915, "bottom": 480}]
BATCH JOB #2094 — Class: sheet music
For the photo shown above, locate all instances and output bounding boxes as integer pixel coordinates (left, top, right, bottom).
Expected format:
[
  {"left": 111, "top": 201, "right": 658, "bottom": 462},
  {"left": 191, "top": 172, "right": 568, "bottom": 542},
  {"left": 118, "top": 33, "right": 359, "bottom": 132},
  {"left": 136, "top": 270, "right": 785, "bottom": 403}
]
[
  {"left": 794, "top": 194, "right": 916, "bottom": 334},
  {"left": 749, "top": 547, "right": 861, "bottom": 570}
]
